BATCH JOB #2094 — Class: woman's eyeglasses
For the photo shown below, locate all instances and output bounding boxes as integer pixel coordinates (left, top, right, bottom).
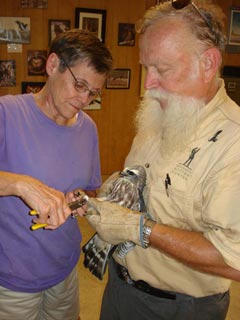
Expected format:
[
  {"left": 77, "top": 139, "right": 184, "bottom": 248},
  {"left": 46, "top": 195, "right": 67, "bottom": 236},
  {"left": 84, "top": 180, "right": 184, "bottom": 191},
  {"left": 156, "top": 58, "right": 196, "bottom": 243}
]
[
  {"left": 171, "top": 0, "right": 212, "bottom": 30},
  {"left": 61, "top": 59, "right": 101, "bottom": 100}
]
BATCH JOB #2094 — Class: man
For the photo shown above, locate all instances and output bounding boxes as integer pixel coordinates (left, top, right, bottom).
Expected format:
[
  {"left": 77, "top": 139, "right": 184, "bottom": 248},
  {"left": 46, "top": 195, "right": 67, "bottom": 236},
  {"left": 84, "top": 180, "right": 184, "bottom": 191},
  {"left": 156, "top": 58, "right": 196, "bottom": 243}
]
[
  {"left": 86, "top": 1, "right": 240, "bottom": 319},
  {"left": 0, "top": 29, "right": 112, "bottom": 319}
]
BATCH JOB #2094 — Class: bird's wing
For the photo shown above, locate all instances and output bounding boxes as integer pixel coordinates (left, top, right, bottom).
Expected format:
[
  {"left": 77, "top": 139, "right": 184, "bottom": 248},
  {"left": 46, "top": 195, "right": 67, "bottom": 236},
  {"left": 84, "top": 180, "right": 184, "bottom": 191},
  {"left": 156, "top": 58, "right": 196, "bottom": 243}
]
[
  {"left": 82, "top": 165, "right": 147, "bottom": 280},
  {"left": 82, "top": 233, "right": 116, "bottom": 280},
  {"left": 97, "top": 171, "right": 120, "bottom": 198}
]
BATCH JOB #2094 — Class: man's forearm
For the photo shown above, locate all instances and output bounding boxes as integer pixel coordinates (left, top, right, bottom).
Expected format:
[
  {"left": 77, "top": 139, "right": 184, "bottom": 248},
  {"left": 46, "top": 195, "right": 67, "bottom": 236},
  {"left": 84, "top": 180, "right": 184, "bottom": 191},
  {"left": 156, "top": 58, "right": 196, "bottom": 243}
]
[{"left": 150, "top": 223, "right": 240, "bottom": 281}]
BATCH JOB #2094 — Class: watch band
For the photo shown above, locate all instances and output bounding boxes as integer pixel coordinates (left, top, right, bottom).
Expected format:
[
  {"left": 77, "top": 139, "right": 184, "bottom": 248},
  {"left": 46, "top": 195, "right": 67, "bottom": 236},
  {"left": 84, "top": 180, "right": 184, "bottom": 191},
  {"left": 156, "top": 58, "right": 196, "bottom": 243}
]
[{"left": 142, "top": 218, "right": 156, "bottom": 248}]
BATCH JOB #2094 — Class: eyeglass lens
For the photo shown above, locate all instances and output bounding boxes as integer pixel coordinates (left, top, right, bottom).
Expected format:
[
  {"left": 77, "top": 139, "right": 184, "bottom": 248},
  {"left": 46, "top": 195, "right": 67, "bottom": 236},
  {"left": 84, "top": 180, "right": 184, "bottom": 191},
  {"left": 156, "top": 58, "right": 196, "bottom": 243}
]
[
  {"left": 75, "top": 81, "right": 100, "bottom": 99},
  {"left": 61, "top": 58, "right": 100, "bottom": 99}
]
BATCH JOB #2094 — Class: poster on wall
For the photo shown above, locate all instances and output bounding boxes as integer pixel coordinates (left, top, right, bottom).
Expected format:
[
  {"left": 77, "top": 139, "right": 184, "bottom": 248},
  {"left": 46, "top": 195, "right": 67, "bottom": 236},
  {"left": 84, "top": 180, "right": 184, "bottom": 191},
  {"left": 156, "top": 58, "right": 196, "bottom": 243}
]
[
  {"left": 21, "top": 81, "right": 45, "bottom": 94},
  {"left": 106, "top": 69, "right": 131, "bottom": 89},
  {"left": 118, "top": 23, "right": 135, "bottom": 46},
  {"left": 27, "top": 50, "right": 47, "bottom": 75},
  {"left": 83, "top": 97, "right": 101, "bottom": 110},
  {"left": 0, "top": 60, "right": 16, "bottom": 87},
  {"left": 48, "top": 20, "right": 71, "bottom": 44},
  {"left": 20, "top": 0, "right": 48, "bottom": 8},
  {"left": 75, "top": 8, "right": 106, "bottom": 42},
  {"left": 0, "top": 17, "right": 30, "bottom": 44},
  {"left": 226, "top": 7, "right": 240, "bottom": 53},
  {"left": 228, "top": 8, "right": 240, "bottom": 44}
]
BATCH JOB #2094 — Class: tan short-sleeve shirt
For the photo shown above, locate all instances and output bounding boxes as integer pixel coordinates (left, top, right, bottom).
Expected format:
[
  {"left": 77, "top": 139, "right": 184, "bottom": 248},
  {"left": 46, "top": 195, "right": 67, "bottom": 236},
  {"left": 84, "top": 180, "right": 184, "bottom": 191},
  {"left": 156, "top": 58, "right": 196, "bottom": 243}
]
[{"left": 118, "top": 81, "right": 240, "bottom": 297}]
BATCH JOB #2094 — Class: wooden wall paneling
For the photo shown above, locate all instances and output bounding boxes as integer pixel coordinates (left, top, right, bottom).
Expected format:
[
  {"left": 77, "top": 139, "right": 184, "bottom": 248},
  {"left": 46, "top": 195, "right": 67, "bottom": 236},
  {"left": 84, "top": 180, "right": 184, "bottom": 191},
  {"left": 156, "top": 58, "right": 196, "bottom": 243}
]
[
  {"left": 218, "top": 0, "right": 240, "bottom": 67},
  {"left": 145, "top": 0, "right": 156, "bottom": 9},
  {"left": 3, "top": 1, "right": 239, "bottom": 175},
  {"left": 83, "top": 0, "right": 146, "bottom": 174},
  {"left": 0, "top": 0, "right": 146, "bottom": 175}
]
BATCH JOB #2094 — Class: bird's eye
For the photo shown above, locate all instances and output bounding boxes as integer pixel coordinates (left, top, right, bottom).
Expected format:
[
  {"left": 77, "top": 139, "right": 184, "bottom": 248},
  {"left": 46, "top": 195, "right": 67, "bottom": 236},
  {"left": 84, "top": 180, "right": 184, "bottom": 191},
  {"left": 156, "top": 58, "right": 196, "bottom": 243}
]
[{"left": 127, "top": 170, "right": 134, "bottom": 175}]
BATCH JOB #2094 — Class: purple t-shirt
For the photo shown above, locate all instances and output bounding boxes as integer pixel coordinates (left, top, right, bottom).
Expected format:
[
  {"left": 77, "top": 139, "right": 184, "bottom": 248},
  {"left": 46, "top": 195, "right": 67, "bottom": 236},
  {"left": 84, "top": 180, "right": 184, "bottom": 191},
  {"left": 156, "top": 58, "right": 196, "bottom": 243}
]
[{"left": 0, "top": 94, "right": 101, "bottom": 292}]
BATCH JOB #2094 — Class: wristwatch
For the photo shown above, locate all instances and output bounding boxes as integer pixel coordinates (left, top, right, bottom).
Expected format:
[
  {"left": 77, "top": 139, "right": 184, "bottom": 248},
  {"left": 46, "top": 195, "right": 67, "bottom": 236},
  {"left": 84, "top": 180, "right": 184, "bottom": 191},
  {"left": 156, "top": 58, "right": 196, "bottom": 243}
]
[{"left": 142, "top": 218, "right": 156, "bottom": 248}]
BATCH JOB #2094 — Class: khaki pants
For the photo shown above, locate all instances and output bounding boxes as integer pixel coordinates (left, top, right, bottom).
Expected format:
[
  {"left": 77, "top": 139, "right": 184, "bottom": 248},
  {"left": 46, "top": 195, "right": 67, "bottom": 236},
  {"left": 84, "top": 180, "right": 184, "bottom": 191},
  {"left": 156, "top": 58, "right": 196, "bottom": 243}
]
[{"left": 0, "top": 266, "right": 80, "bottom": 320}]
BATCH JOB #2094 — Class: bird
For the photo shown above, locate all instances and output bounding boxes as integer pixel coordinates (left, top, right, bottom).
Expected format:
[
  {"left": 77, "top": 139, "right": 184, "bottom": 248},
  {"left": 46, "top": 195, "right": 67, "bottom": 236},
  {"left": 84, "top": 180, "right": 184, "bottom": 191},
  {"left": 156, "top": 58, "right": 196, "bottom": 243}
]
[
  {"left": 15, "top": 20, "right": 28, "bottom": 31},
  {"left": 82, "top": 165, "right": 147, "bottom": 280}
]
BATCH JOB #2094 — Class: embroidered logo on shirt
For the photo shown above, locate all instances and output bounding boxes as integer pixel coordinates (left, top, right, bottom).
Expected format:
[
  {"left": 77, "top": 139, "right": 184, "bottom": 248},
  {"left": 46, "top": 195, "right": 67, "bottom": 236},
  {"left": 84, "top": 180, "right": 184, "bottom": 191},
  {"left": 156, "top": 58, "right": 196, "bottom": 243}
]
[
  {"left": 182, "top": 147, "right": 200, "bottom": 168},
  {"left": 208, "top": 130, "right": 223, "bottom": 142}
]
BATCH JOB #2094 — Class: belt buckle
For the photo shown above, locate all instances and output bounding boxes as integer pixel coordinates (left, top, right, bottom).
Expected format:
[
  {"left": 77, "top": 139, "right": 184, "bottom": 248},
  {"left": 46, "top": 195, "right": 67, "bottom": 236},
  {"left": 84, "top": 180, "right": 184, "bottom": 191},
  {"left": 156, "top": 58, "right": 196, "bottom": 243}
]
[
  {"left": 119, "top": 265, "right": 134, "bottom": 285},
  {"left": 116, "top": 262, "right": 176, "bottom": 300}
]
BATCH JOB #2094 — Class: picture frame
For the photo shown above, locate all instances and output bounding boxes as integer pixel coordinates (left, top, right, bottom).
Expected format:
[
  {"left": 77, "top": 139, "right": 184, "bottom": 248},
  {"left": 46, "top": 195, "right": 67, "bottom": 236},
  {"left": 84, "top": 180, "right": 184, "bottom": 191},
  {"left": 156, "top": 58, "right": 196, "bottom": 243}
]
[
  {"left": 27, "top": 50, "right": 47, "bottom": 76},
  {"left": 0, "top": 60, "right": 16, "bottom": 87},
  {"left": 21, "top": 82, "right": 45, "bottom": 94},
  {"left": 83, "top": 97, "right": 101, "bottom": 110},
  {"left": 0, "top": 17, "right": 30, "bottom": 44},
  {"left": 106, "top": 69, "right": 131, "bottom": 89},
  {"left": 48, "top": 19, "right": 71, "bottom": 44},
  {"left": 75, "top": 8, "right": 106, "bottom": 42},
  {"left": 20, "top": 0, "right": 48, "bottom": 8},
  {"left": 118, "top": 23, "right": 135, "bottom": 46},
  {"left": 226, "top": 7, "right": 240, "bottom": 53}
]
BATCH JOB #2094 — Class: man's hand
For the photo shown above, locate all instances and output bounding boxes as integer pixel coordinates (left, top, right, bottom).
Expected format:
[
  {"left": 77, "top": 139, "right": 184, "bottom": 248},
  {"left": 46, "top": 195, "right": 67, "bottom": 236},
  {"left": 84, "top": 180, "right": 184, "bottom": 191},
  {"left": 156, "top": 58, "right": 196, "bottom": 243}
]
[{"left": 85, "top": 198, "right": 144, "bottom": 246}]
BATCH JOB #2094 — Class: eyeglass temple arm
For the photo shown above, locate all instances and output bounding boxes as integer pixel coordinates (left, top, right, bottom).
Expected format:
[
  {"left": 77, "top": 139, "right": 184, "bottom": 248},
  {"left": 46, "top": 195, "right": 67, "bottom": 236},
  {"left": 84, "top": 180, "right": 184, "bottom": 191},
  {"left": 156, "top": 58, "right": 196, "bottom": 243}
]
[{"left": 191, "top": 1, "right": 212, "bottom": 29}]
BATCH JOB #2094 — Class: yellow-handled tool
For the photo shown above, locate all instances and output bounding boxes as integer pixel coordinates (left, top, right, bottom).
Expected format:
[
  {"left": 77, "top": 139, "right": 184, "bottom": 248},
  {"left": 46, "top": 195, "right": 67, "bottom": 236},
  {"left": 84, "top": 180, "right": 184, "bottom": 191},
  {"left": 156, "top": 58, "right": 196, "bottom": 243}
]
[
  {"left": 29, "top": 209, "right": 48, "bottom": 230},
  {"left": 29, "top": 194, "right": 89, "bottom": 231}
]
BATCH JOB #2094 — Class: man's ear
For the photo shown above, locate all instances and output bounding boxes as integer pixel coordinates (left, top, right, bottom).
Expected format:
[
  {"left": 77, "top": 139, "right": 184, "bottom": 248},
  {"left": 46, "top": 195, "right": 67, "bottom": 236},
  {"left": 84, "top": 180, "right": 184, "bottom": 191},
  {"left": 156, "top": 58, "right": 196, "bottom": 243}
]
[
  {"left": 200, "top": 47, "right": 222, "bottom": 83},
  {"left": 46, "top": 53, "right": 60, "bottom": 76}
]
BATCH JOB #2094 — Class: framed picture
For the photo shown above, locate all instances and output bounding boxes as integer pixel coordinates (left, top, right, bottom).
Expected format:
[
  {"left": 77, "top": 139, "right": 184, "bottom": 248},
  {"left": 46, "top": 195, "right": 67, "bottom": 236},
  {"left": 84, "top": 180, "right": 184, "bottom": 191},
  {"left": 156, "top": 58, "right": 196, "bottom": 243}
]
[
  {"left": 226, "top": 7, "right": 240, "bottom": 53},
  {"left": 118, "top": 23, "right": 135, "bottom": 46},
  {"left": 48, "top": 19, "right": 71, "bottom": 44},
  {"left": 106, "top": 69, "right": 131, "bottom": 89},
  {"left": 75, "top": 8, "right": 106, "bottom": 42},
  {"left": 0, "top": 17, "right": 30, "bottom": 44},
  {"left": 0, "top": 60, "right": 16, "bottom": 87},
  {"left": 21, "top": 82, "right": 45, "bottom": 94},
  {"left": 27, "top": 50, "right": 47, "bottom": 76},
  {"left": 84, "top": 97, "right": 101, "bottom": 110},
  {"left": 20, "top": 0, "right": 48, "bottom": 8}
]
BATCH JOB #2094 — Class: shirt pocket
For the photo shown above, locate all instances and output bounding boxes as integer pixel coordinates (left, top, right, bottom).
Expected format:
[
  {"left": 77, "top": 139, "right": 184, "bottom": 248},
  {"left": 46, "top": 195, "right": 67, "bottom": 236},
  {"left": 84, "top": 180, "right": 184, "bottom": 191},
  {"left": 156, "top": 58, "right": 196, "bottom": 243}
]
[{"left": 144, "top": 174, "right": 195, "bottom": 231}]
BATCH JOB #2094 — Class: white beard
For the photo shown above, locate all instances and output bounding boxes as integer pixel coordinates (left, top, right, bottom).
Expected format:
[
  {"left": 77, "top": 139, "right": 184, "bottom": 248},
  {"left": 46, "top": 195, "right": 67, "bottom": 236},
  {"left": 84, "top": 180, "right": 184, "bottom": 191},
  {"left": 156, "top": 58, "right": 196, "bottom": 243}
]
[{"left": 134, "top": 88, "right": 206, "bottom": 159}]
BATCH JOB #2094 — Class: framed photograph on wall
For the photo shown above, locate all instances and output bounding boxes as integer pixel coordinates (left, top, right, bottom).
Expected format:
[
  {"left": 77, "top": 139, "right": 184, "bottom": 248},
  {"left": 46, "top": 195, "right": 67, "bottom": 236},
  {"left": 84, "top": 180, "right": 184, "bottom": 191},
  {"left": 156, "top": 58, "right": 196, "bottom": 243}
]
[
  {"left": 20, "top": 0, "right": 48, "bottom": 8},
  {"left": 27, "top": 50, "right": 47, "bottom": 76},
  {"left": 0, "top": 17, "right": 30, "bottom": 44},
  {"left": 83, "top": 97, "right": 101, "bottom": 110},
  {"left": 21, "top": 81, "right": 45, "bottom": 94},
  {"left": 118, "top": 23, "right": 135, "bottom": 46},
  {"left": 75, "top": 8, "right": 106, "bottom": 42},
  {"left": 0, "top": 60, "right": 16, "bottom": 87},
  {"left": 106, "top": 69, "right": 131, "bottom": 89},
  {"left": 48, "top": 19, "right": 71, "bottom": 44},
  {"left": 226, "top": 7, "right": 240, "bottom": 53}
]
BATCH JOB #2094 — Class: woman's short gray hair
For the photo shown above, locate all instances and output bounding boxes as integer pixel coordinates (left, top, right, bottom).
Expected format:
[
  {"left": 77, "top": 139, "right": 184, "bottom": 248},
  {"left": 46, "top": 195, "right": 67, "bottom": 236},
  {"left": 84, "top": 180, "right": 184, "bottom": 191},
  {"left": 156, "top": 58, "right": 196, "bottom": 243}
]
[{"left": 49, "top": 29, "right": 113, "bottom": 75}]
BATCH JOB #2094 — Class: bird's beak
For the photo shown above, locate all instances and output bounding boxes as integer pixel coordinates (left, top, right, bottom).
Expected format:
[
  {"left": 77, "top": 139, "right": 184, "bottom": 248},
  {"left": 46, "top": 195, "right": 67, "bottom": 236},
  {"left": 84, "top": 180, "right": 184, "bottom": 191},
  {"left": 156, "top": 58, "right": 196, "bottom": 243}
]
[{"left": 119, "top": 171, "right": 127, "bottom": 177}]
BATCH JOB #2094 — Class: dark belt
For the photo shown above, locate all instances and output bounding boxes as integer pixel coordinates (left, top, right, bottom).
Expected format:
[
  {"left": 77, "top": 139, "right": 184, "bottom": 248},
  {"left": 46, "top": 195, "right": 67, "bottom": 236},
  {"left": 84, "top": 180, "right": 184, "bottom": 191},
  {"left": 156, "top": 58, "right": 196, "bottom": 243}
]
[{"left": 115, "top": 262, "right": 176, "bottom": 300}]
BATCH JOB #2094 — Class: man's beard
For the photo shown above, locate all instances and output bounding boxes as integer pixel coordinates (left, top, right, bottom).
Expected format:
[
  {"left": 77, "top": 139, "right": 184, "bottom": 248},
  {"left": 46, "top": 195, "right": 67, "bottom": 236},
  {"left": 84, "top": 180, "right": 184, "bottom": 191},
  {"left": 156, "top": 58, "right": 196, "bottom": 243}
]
[{"left": 134, "top": 88, "right": 205, "bottom": 158}]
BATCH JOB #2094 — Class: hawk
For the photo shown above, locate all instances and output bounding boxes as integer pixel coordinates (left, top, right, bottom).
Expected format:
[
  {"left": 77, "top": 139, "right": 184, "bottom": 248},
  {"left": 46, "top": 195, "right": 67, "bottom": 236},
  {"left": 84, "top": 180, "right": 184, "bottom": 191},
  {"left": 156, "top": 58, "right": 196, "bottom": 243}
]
[{"left": 82, "top": 165, "right": 147, "bottom": 280}]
